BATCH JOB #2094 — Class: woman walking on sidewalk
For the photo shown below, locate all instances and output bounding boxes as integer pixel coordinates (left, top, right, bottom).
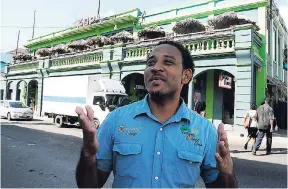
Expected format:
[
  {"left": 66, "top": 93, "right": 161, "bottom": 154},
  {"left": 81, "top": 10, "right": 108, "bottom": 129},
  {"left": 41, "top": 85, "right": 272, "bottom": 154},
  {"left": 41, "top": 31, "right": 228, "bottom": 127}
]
[{"left": 244, "top": 103, "right": 258, "bottom": 150}]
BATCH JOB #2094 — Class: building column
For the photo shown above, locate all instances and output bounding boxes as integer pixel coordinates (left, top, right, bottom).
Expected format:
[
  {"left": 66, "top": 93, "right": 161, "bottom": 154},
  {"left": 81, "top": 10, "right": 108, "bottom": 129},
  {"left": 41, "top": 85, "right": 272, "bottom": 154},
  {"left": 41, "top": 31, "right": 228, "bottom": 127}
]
[
  {"left": 234, "top": 28, "right": 253, "bottom": 126},
  {"left": 2, "top": 80, "right": 7, "bottom": 100},
  {"left": 36, "top": 78, "right": 43, "bottom": 116},
  {"left": 12, "top": 82, "right": 18, "bottom": 100},
  {"left": 187, "top": 80, "right": 194, "bottom": 110},
  {"left": 276, "top": 28, "right": 279, "bottom": 78}
]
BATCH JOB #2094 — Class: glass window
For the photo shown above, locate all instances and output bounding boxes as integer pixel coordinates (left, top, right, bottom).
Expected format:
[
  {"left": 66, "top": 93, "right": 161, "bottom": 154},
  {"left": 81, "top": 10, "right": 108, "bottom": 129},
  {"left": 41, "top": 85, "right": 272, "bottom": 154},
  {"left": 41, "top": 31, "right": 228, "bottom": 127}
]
[
  {"left": 273, "top": 28, "right": 277, "bottom": 62},
  {"left": 9, "top": 102, "right": 27, "bottom": 108},
  {"left": 278, "top": 35, "right": 281, "bottom": 65},
  {"left": 106, "top": 94, "right": 127, "bottom": 106},
  {"left": 93, "top": 96, "right": 105, "bottom": 105}
]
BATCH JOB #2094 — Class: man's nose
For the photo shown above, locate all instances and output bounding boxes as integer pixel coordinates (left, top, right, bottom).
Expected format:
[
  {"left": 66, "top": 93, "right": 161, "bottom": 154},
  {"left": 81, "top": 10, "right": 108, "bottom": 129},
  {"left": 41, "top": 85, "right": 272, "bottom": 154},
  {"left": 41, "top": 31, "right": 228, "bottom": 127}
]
[{"left": 151, "top": 61, "right": 164, "bottom": 72}]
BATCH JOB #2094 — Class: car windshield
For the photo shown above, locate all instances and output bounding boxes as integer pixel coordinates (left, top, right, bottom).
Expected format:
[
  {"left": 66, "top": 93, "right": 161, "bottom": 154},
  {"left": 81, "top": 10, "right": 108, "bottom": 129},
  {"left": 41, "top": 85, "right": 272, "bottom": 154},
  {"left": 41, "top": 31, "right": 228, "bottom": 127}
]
[
  {"left": 9, "top": 102, "right": 27, "bottom": 108},
  {"left": 106, "top": 94, "right": 128, "bottom": 106}
]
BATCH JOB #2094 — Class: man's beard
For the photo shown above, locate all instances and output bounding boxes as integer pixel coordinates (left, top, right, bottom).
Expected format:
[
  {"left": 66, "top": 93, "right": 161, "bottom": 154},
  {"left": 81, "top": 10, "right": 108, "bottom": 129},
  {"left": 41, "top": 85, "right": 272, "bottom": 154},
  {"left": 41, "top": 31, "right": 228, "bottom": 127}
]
[{"left": 149, "top": 90, "right": 175, "bottom": 102}]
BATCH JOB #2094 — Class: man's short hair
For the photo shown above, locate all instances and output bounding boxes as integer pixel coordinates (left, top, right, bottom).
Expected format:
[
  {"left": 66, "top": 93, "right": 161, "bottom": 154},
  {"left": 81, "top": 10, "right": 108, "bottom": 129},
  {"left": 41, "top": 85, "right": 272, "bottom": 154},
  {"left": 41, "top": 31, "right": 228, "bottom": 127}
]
[
  {"left": 251, "top": 103, "right": 257, "bottom": 110},
  {"left": 155, "top": 40, "right": 195, "bottom": 77}
]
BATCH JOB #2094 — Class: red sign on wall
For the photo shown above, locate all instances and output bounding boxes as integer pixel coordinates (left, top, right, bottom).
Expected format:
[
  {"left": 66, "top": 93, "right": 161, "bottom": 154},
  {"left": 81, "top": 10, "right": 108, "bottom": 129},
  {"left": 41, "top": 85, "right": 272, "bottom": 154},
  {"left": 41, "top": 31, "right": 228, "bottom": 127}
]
[{"left": 219, "top": 74, "right": 232, "bottom": 89}]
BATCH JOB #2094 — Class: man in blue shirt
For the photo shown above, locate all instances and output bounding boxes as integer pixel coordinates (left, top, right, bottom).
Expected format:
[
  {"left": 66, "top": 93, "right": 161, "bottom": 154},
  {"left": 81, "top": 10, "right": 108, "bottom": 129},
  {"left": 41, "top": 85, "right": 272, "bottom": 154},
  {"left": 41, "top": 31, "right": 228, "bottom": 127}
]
[{"left": 75, "top": 40, "right": 237, "bottom": 188}]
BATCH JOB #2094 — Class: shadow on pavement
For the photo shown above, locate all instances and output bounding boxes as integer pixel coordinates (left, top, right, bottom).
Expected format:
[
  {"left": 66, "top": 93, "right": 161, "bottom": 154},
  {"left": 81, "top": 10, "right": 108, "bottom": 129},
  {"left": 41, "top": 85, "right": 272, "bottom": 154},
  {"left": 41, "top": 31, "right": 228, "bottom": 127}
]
[
  {"left": 61, "top": 124, "right": 81, "bottom": 129},
  {"left": 233, "top": 157, "right": 287, "bottom": 188},
  {"left": 1, "top": 121, "right": 56, "bottom": 126}
]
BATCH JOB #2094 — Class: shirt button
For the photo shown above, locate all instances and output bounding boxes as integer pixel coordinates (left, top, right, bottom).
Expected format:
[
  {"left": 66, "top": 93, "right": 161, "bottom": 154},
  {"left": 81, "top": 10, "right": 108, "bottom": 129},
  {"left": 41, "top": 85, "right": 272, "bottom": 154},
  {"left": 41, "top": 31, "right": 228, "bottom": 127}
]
[
  {"left": 155, "top": 176, "right": 159, "bottom": 180},
  {"left": 160, "top": 128, "right": 163, "bottom": 131},
  {"left": 157, "top": 151, "right": 161, "bottom": 155}
]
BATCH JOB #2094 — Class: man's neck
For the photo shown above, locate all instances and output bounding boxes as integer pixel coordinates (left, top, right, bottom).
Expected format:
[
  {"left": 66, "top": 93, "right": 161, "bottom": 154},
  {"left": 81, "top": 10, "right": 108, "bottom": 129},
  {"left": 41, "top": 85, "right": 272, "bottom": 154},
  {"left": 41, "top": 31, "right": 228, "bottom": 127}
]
[{"left": 148, "top": 94, "right": 181, "bottom": 124}]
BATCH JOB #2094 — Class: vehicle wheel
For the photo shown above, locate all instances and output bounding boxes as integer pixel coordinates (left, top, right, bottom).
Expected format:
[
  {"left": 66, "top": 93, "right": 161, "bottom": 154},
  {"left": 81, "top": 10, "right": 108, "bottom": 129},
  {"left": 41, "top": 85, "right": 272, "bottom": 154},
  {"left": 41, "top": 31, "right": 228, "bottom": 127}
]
[
  {"left": 7, "top": 113, "right": 12, "bottom": 121},
  {"left": 93, "top": 119, "right": 100, "bottom": 129},
  {"left": 55, "top": 115, "right": 64, "bottom": 128}
]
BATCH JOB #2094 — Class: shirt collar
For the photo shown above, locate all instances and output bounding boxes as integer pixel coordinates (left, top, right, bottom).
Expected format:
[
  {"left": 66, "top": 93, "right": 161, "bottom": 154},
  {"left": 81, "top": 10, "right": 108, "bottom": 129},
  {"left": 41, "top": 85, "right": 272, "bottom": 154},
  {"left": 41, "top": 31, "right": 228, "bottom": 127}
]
[{"left": 133, "top": 94, "right": 191, "bottom": 123}]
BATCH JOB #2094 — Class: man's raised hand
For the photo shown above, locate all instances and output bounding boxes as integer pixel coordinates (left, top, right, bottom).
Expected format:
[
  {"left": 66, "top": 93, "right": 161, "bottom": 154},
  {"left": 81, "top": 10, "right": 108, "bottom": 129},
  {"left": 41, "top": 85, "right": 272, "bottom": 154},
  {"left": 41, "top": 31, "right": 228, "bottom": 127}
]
[{"left": 75, "top": 105, "right": 99, "bottom": 158}]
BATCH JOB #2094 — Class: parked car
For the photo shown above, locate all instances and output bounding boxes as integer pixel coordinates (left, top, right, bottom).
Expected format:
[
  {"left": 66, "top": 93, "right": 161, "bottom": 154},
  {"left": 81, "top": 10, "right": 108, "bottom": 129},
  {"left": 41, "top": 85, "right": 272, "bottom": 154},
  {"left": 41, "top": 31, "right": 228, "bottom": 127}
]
[{"left": 0, "top": 100, "right": 33, "bottom": 121}]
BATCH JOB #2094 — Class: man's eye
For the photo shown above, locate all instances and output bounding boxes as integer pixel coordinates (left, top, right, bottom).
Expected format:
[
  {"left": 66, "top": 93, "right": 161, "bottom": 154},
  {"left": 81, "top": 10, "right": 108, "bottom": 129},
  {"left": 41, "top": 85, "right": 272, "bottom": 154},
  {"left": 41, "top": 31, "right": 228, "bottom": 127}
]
[
  {"left": 164, "top": 60, "right": 173, "bottom": 65},
  {"left": 147, "top": 60, "right": 155, "bottom": 66}
]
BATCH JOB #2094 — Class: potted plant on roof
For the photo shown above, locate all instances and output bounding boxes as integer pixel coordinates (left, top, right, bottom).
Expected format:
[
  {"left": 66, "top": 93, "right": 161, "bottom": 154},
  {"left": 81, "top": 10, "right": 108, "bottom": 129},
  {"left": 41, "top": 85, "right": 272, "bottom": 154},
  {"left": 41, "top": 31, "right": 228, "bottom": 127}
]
[
  {"left": 68, "top": 39, "right": 88, "bottom": 52},
  {"left": 13, "top": 53, "right": 34, "bottom": 63},
  {"left": 51, "top": 44, "right": 67, "bottom": 57},
  {"left": 111, "top": 31, "right": 134, "bottom": 44},
  {"left": 87, "top": 36, "right": 112, "bottom": 49},
  {"left": 36, "top": 48, "right": 52, "bottom": 58},
  {"left": 138, "top": 25, "right": 166, "bottom": 40},
  {"left": 172, "top": 18, "right": 206, "bottom": 35},
  {"left": 208, "top": 11, "right": 259, "bottom": 30}
]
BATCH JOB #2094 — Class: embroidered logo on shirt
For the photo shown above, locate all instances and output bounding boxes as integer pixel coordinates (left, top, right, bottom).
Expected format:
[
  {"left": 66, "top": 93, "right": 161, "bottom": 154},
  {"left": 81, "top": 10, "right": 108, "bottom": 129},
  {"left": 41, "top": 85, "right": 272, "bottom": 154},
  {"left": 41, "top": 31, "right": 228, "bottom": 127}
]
[
  {"left": 180, "top": 125, "right": 191, "bottom": 133},
  {"left": 191, "top": 128, "right": 199, "bottom": 136},
  {"left": 118, "top": 125, "right": 125, "bottom": 132},
  {"left": 180, "top": 125, "right": 202, "bottom": 146},
  {"left": 118, "top": 125, "right": 141, "bottom": 136}
]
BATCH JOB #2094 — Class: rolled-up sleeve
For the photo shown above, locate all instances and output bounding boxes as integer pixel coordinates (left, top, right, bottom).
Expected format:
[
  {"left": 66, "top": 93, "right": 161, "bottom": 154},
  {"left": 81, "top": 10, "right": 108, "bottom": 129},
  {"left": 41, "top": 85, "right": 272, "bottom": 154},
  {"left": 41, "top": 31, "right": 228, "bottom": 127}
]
[
  {"left": 200, "top": 124, "right": 219, "bottom": 184},
  {"left": 96, "top": 112, "right": 115, "bottom": 173}
]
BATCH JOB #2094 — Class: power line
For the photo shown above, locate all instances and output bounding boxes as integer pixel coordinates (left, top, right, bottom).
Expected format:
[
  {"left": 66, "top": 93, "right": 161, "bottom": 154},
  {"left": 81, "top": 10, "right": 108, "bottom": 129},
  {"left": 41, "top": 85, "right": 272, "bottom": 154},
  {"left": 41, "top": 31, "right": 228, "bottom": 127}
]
[{"left": 0, "top": 25, "right": 69, "bottom": 29}]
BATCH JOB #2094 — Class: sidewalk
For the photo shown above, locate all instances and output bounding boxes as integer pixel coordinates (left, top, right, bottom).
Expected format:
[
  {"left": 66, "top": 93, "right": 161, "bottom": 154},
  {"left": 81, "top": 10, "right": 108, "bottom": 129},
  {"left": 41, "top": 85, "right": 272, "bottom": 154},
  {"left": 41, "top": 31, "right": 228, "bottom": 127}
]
[{"left": 224, "top": 124, "right": 287, "bottom": 144}]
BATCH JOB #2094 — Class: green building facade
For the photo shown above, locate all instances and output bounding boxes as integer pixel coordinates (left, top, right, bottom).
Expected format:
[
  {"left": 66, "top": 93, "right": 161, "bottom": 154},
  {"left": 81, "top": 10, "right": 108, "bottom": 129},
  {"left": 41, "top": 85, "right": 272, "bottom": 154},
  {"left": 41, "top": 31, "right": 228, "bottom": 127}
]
[{"left": 3, "top": 0, "right": 287, "bottom": 127}]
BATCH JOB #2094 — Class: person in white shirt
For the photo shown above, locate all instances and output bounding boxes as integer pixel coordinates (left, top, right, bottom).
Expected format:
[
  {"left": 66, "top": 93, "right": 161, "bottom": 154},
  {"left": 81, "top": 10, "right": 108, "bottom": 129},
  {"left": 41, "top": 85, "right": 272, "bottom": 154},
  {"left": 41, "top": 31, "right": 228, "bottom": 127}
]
[{"left": 244, "top": 103, "right": 258, "bottom": 150}]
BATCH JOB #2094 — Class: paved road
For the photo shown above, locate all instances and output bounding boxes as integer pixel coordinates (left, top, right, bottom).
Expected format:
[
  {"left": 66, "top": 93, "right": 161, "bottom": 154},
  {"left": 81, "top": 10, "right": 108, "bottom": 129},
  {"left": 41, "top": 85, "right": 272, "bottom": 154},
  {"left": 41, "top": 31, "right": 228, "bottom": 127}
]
[{"left": 1, "top": 121, "right": 287, "bottom": 188}]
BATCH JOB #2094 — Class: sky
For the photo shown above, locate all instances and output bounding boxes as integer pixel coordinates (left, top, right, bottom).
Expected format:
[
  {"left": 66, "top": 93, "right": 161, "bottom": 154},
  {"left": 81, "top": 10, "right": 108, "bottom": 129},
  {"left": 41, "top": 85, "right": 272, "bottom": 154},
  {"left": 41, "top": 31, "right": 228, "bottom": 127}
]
[{"left": 0, "top": 0, "right": 288, "bottom": 53}]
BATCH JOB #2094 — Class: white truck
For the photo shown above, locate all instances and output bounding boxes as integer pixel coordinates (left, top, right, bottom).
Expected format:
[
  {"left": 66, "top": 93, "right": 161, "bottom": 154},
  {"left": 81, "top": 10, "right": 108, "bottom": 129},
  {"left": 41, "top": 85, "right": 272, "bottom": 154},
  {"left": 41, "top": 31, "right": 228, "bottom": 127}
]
[{"left": 42, "top": 75, "right": 129, "bottom": 128}]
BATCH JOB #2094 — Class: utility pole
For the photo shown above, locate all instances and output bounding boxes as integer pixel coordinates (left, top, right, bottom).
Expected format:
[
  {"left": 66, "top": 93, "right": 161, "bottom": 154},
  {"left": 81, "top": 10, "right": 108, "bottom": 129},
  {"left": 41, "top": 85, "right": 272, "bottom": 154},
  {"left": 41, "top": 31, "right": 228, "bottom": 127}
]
[
  {"left": 97, "top": 0, "right": 100, "bottom": 19},
  {"left": 15, "top": 30, "right": 20, "bottom": 56},
  {"left": 270, "top": 0, "right": 272, "bottom": 20},
  {"left": 32, "top": 10, "right": 36, "bottom": 38}
]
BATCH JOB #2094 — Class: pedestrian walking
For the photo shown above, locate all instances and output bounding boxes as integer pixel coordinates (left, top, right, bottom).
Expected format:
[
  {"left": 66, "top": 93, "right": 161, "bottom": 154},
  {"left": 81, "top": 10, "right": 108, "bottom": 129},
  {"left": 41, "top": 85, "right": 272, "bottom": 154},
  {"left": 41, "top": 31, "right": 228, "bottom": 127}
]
[
  {"left": 243, "top": 103, "right": 258, "bottom": 151},
  {"left": 252, "top": 97, "right": 274, "bottom": 155},
  {"left": 75, "top": 40, "right": 237, "bottom": 188}
]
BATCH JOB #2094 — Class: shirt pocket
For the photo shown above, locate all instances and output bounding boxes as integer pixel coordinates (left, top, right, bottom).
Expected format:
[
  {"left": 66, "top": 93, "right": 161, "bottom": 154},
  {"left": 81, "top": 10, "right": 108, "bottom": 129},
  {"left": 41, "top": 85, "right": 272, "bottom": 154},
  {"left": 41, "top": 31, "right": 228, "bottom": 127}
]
[
  {"left": 113, "top": 143, "right": 142, "bottom": 179},
  {"left": 173, "top": 150, "right": 204, "bottom": 188}
]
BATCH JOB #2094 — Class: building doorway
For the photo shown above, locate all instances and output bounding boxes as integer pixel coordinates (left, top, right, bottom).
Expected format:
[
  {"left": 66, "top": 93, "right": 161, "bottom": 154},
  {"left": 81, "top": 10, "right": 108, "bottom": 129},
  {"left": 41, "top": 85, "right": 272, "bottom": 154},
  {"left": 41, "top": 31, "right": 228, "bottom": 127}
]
[
  {"left": 193, "top": 69, "right": 235, "bottom": 125},
  {"left": 16, "top": 80, "right": 27, "bottom": 104},
  {"left": 27, "top": 80, "right": 38, "bottom": 112},
  {"left": 6, "top": 82, "right": 13, "bottom": 100}
]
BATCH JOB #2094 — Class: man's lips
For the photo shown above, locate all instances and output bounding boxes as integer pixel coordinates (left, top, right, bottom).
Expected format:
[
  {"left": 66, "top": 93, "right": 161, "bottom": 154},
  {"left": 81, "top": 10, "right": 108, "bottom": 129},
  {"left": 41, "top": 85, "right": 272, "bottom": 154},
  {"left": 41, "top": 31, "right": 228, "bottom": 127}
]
[{"left": 149, "top": 76, "right": 166, "bottom": 82}]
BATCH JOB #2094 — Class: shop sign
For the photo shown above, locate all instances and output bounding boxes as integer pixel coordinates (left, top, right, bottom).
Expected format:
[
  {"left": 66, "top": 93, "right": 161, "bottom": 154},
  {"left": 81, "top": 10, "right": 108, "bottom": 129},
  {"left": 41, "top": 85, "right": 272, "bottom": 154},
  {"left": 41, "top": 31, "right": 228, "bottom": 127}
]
[
  {"left": 76, "top": 16, "right": 98, "bottom": 28},
  {"left": 219, "top": 74, "right": 232, "bottom": 89}
]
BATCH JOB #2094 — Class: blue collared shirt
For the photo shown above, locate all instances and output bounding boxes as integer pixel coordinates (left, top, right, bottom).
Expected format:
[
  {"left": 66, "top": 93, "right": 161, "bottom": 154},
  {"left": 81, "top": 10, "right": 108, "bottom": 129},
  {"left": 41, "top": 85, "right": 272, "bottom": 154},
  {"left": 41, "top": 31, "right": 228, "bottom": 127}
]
[{"left": 96, "top": 95, "right": 219, "bottom": 188}]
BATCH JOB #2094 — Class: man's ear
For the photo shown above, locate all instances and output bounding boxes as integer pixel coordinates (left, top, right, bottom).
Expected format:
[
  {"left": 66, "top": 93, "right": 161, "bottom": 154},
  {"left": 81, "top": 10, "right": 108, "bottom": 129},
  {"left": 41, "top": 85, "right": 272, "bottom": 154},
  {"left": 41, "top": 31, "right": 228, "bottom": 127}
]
[{"left": 182, "top": 69, "right": 193, "bottom": 84}]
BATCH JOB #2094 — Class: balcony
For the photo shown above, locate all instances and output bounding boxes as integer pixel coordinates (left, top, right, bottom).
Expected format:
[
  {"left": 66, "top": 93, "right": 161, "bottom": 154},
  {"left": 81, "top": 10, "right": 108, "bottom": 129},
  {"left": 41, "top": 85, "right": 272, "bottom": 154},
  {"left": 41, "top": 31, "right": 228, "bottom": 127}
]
[
  {"left": 7, "top": 25, "right": 260, "bottom": 76},
  {"left": 124, "top": 28, "right": 235, "bottom": 62},
  {"left": 49, "top": 50, "right": 103, "bottom": 71},
  {"left": 8, "top": 61, "right": 39, "bottom": 75}
]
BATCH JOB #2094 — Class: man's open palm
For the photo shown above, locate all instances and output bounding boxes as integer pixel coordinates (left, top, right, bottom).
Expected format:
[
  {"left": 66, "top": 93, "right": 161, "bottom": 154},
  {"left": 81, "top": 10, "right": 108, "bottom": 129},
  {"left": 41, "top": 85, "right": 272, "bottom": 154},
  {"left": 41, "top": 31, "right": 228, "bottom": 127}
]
[
  {"left": 75, "top": 105, "right": 99, "bottom": 157},
  {"left": 215, "top": 123, "right": 233, "bottom": 175}
]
